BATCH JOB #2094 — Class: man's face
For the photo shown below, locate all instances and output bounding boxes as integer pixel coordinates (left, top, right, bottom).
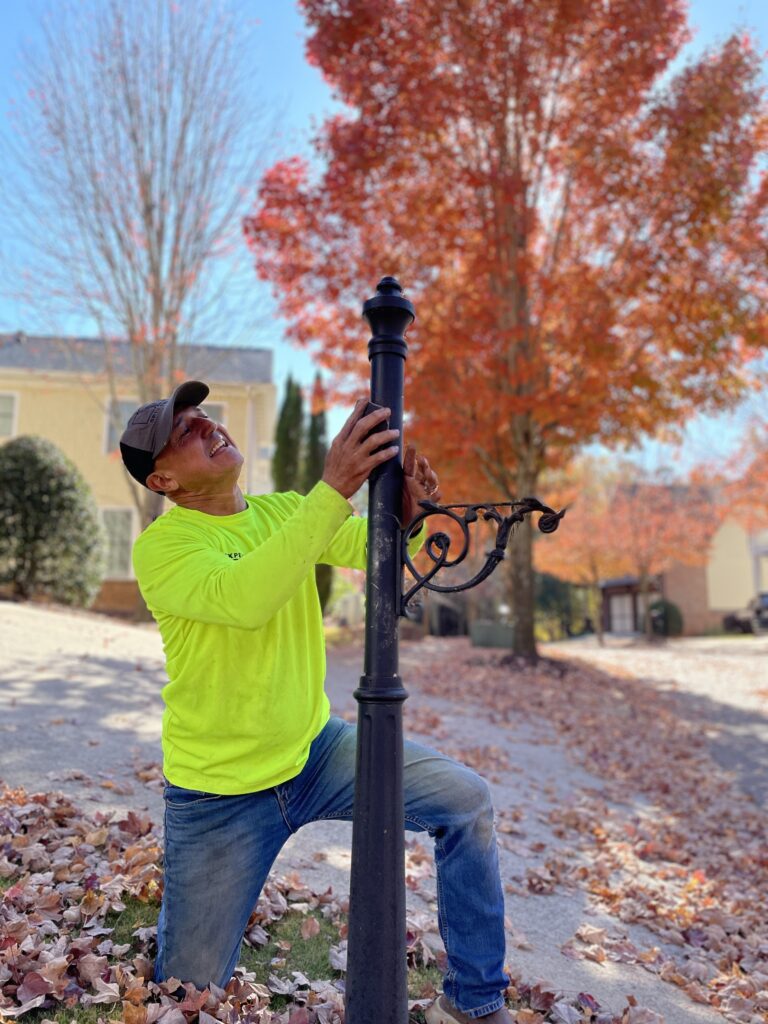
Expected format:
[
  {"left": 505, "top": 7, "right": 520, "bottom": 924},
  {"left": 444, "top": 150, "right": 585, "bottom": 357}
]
[{"left": 147, "top": 405, "right": 243, "bottom": 496}]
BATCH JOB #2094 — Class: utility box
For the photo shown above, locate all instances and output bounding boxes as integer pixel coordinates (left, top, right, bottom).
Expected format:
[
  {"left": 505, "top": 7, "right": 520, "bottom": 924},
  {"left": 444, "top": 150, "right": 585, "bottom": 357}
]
[{"left": 469, "top": 619, "right": 515, "bottom": 647}]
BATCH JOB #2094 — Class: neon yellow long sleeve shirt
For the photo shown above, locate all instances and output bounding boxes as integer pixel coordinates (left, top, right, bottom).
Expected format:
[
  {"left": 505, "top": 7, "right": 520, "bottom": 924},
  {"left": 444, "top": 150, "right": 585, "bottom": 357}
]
[{"left": 132, "top": 480, "right": 424, "bottom": 794}]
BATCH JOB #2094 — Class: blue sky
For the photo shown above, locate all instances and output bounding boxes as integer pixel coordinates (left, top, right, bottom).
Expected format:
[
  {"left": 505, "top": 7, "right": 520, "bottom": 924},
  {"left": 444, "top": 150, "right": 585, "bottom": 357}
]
[{"left": 0, "top": 0, "right": 766, "bottom": 464}]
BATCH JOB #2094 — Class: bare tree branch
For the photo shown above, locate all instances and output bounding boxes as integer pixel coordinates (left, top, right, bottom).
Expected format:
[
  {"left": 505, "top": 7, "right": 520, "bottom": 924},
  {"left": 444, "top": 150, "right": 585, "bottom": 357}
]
[{"left": 0, "top": 0, "right": 277, "bottom": 530}]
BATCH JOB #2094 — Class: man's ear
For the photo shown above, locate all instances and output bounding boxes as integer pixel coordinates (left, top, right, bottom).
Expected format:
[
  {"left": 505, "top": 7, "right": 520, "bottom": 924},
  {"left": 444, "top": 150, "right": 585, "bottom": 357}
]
[{"left": 146, "top": 470, "right": 177, "bottom": 496}]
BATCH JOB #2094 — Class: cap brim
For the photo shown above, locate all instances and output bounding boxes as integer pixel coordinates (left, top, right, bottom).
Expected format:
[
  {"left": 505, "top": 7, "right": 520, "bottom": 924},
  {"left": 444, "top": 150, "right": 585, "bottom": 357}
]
[{"left": 151, "top": 380, "right": 210, "bottom": 458}]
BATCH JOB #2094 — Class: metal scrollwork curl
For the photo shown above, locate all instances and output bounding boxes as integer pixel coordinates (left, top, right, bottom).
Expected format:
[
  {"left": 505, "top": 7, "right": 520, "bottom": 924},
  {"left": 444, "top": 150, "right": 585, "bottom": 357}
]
[{"left": 401, "top": 497, "right": 566, "bottom": 615}]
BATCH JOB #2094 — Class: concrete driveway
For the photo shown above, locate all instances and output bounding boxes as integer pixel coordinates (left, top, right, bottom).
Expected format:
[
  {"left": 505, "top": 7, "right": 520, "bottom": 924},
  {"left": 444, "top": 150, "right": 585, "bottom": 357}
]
[{"left": 544, "top": 634, "right": 768, "bottom": 805}]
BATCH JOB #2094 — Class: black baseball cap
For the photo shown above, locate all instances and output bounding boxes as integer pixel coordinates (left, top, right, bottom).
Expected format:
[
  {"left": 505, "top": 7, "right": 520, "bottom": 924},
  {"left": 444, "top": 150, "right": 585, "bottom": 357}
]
[{"left": 119, "top": 380, "right": 210, "bottom": 489}]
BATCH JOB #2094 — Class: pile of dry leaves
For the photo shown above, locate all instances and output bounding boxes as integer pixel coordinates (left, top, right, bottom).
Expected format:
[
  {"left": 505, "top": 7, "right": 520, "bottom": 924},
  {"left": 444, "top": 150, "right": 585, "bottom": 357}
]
[
  {"left": 2, "top": 779, "right": 658, "bottom": 1024},
  {"left": 0, "top": 787, "right": 353, "bottom": 1023}
]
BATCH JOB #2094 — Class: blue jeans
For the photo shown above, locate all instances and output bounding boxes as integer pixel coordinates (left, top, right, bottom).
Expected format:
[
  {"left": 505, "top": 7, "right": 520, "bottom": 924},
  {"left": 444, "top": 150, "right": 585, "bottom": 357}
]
[{"left": 154, "top": 715, "right": 507, "bottom": 1017}]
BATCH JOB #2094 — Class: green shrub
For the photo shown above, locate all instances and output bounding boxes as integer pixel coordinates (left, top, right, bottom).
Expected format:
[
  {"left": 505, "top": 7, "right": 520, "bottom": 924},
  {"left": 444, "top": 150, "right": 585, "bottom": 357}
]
[
  {"left": 646, "top": 598, "right": 684, "bottom": 637},
  {"left": 0, "top": 435, "right": 106, "bottom": 606}
]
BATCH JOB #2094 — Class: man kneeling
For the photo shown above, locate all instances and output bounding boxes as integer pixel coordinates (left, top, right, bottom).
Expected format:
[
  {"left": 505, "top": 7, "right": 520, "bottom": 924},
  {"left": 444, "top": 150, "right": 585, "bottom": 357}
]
[{"left": 120, "top": 380, "right": 511, "bottom": 1022}]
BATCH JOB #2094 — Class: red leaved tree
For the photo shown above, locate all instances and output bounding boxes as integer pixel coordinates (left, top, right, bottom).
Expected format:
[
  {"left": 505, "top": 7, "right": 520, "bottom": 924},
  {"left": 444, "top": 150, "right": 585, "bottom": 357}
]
[
  {"left": 537, "top": 458, "right": 724, "bottom": 640},
  {"left": 608, "top": 473, "right": 724, "bottom": 638},
  {"left": 717, "top": 419, "right": 768, "bottom": 535},
  {"left": 244, "top": 0, "right": 768, "bottom": 660}
]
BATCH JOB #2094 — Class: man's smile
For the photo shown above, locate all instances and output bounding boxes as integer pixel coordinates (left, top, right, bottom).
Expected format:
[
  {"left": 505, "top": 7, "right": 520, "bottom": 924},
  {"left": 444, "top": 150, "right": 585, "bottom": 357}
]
[{"left": 209, "top": 437, "right": 229, "bottom": 457}]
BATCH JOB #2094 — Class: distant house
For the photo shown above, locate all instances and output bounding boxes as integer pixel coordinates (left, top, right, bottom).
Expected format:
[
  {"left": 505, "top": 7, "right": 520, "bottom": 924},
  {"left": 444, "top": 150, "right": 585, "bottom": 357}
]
[
  {"left": 0, "top": 333, "right": 276, "bottom": 614},
  {"left": 600, "top": 518, "right": 768, "bottom": 635}
]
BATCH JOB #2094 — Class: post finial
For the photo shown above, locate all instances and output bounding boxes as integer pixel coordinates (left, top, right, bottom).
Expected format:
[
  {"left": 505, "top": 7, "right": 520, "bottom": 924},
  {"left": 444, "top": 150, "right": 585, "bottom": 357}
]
[
  {"left": 362, "top": 276, "right": 415, "bottom": 360},
  {"left": 376, "top": 276, "right": 403, "bottom": 296}
]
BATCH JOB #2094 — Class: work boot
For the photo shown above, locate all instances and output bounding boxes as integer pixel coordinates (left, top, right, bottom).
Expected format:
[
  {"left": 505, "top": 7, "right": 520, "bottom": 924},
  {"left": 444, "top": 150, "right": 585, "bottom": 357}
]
[{"left": 425, "top": 993, "right": 513, "bottom": 1023}]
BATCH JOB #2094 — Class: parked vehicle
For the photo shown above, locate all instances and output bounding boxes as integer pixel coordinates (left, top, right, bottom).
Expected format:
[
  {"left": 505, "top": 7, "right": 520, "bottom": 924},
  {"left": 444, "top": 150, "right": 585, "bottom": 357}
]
[{"left": 723, "top": 593, "right": 768, "bottom": 634}]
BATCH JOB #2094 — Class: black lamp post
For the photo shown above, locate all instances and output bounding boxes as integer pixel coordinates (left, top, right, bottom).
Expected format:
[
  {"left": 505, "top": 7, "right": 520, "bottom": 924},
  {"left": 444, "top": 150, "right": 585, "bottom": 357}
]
[
  {"left": 345, "top": 277, "right": 564, "bottom": 1024},
  {"left": 346, "top": 277, "right": 413, "bottom": 1022}
]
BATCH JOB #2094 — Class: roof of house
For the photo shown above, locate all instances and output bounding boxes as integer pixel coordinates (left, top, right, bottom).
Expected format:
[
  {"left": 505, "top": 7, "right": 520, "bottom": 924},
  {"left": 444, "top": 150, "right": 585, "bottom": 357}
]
[
  {"left": 599, "top": 574, "right": 663, "bottom": 589},
  {"left": 0, "top": 333, "right": 272, "bottom": 385},
  {"left": 599, "top": 575, "right": 640, "bottom": 589}
]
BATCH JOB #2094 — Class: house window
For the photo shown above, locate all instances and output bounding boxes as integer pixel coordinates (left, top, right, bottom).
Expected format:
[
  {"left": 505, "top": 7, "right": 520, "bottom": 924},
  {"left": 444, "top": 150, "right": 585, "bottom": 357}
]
[
  {"left": 0, "top": 394, "right": 16, "bottom": 438},
  {"left": 101, "top": 508, "right": 134, "bottom": 579},
  {"left": 201, "top": 402, "right": 225, "bottom": 425},
  {"left": 106, "top": 399, "right": 139, "bottom": 453}
]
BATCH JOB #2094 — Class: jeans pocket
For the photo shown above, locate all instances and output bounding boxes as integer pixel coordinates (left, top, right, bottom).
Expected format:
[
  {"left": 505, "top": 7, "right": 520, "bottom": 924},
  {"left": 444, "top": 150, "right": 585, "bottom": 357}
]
[{"left": 164, "top": 783, "right": 225, "bottom": 808}]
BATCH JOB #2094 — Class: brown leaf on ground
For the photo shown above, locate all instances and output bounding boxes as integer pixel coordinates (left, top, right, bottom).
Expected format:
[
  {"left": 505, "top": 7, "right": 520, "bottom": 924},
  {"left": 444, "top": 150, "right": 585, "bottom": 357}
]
[
  {"left": 121, "top": 1000, "right": 149, "bottom": 1024},
  {"left": 406, "top": 707, "right": 446, "bottom": 739},
  {"left": 575, "top": 924, "right": 607, "bottom": 945},
  {"left": 300, "top": 917, "right": 320, "bottom": 940},
  {"left": 514, "top": 1010, "right": 545, "bottom": 1024},
  {"left": 625, "top": 1006, "right": 665, "bottom": 1024}
]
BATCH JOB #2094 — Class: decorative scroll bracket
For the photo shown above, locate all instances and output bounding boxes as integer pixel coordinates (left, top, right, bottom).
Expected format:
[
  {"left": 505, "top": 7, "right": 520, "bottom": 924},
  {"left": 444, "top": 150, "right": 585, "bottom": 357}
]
[{"left": 401, "top": 497, "right": 566, "bottom": 616}]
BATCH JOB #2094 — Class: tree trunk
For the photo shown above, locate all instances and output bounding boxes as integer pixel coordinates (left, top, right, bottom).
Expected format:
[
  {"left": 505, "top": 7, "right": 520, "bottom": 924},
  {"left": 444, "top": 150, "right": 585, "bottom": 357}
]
[
  {"left": 591, "top": 582, "right": 605, "bottom": 647},
  {"left": 502, "top": 422, "right": 540, "bottom": 662},
  {"left": 640, "top": 573, "right": 653, "bottom": 641},
  {"left": 508, "top": 515, "right": 537, "bottom": 662}
]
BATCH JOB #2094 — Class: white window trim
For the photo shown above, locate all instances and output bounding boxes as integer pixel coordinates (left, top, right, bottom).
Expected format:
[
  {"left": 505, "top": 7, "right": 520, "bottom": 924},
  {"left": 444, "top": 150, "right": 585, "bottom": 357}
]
[
  {"left": 0, "top": 391, "right": 20, "bottom": 439},
  {"left": 99, "top": 505, "right": 139, "bottom": 580},
  {"left": 202, "top": 400, "right": 227, "bottom": 426},
  {"left": 104, "top": 397, "right": 138, "bottom": 455}
]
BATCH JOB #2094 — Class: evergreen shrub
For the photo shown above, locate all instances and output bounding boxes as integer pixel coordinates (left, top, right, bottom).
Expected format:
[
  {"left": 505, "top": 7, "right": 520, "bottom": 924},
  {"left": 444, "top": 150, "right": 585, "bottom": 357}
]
[
  {"left": 646, "top": 598, "right": 684, "bottom": 637},
  {"left": 0, "top": 435, "right": 106, "bottom": 606}
]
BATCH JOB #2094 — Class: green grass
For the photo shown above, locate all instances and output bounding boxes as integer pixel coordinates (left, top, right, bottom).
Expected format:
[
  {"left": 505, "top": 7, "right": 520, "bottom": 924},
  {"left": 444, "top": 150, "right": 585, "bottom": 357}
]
[
  {"left": 241, "top": 908, "right": 442, "bottom": 1000},
  {"left": 240, "top": 907, "right": 343, "bottom": 991},
  {"left": 104, "top": 895, "right": 159, "bottom": 946},
  {"left": 10, "top": 899, "right": 443, "bottom": 1023},
  {"left": 23, "top": 1007, "right": 111, "bottom": 1024},
  {"left": 408, "top": 962, "right": 443, "bottom": 999},
  {"left": 0, "top": 876, "right": 15, "bottom": 892}
]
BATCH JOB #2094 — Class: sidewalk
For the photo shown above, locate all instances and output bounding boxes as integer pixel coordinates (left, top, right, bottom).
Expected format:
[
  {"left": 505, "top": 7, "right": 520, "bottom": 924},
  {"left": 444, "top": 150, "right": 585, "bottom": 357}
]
[{"left": 3, "top": 603, "right": 762, "bottom": 1022}]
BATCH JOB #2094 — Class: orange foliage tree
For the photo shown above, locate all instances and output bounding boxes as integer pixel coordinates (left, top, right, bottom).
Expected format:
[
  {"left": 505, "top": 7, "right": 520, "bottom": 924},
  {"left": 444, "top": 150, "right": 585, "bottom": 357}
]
[
  {"left": 609, "top": 475, "right": 723, "bottom": 637},
  {"left": 716, "top": 419, "right": 768, "bottom": 535},
  {"left": 538, "top": 459, "right": 724, "bottom": 639},
  {"left": 244, "top": 0, "right": 768, "bottom": 660}
]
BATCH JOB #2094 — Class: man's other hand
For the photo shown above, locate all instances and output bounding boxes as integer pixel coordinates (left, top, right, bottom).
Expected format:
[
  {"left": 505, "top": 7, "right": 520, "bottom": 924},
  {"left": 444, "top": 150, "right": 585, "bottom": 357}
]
[
  {"left": 322, "top": 398, "right": 400, "bottom": 500},
  {"left": 402, "top": 444, "right": 441, "bottom": 527}
]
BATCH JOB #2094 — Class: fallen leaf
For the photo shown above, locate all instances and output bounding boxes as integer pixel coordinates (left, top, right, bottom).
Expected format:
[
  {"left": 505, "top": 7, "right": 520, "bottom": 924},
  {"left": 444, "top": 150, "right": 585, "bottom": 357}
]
[
  {"left": 515, "top": 1010, "right": 544, "bottom": 1024},
  {"left": 121, "top": 1000, "right": 148, "bottom": 1024},
  {"left": 575, "top": 924, "right": 607, "bottom": 945},
  {"left": 551, "top": 1001, "right": 584, "bottom": 1024},
  {"left": 329, "top": 941, "right": 348, "bottom": 972},
  {"left": 301, "top": 916, "right": 321, "bottom": 941},
  {"left": 626, "top": 1007, "right": 665, "bottom": 1024}
]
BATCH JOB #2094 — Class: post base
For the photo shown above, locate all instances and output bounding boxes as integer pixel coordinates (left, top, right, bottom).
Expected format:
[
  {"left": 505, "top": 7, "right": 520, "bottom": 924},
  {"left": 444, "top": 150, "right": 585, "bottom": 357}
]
[{"left": 354, "top": 675, "right": 408, "bottom": 703}]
